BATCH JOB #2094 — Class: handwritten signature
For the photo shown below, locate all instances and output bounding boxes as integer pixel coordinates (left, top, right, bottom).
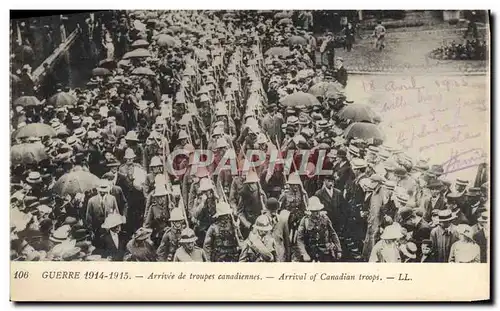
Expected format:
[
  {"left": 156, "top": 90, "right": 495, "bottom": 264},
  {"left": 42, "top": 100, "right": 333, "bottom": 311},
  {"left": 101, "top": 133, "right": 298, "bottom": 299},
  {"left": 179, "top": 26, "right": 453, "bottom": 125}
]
[{"left": 441, "top": 148, "right": 488, "bottom": 175}]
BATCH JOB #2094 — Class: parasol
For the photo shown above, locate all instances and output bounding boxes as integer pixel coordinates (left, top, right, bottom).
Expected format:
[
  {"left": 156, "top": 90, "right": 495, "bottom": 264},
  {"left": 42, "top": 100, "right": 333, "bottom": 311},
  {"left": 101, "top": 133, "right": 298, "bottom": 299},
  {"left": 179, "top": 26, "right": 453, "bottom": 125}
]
[
  {"left": 91, "top": 67, "right": 112, "bottom": 77},
  {"left": 52, "top": 171, "right": 101, "bottom": 197},
  {"left": 288, "top": 35, "right": 308, "bottom": 46},
  {"left": 278, "top": 18, "right": 293, "bottom": 25},
  {"left": 11, "top": 143, "right": 48, "bottom": 166},
  {"left": 343, "top": 122, "right": 386, "bottom": 141},
  {"left": 308, "top": 81, "right": 345, "bottom": 99},
  {"left": 338, "top": 104, "right": 380, "bottom": 123},
  {"left": 274, "top": 12, "right": 292, "bottom": 19},
  {"left": 132, "top": 67, "right": 156, "bottom": 76},
  {"left": 264, "top": 46, "right": 291, "bottom": 57},
  {"left": 14, "top": 123, "right": 56, "bottom": 139},
  {"left": 47, "top": 92, "right": 77, "bottom": 108},
  {"left": 280, "top": 92, "right": 321, "bottom": 107},
  {"left": 131, "top": 39, "right": 150, "bottom": 48},
  {"left": 13, "top": 96, "right": 41, "bottom": 108},
  {"left": 122, "top": 48, "right": 151, "bottom": 59}
]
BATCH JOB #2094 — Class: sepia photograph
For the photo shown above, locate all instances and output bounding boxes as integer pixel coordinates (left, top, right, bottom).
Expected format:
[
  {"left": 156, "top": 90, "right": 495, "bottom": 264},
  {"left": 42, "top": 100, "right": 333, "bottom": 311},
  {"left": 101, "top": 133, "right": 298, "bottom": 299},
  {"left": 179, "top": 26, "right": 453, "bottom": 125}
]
[{"left": 8, "top": 7, "right": 491, "bottom": 302}]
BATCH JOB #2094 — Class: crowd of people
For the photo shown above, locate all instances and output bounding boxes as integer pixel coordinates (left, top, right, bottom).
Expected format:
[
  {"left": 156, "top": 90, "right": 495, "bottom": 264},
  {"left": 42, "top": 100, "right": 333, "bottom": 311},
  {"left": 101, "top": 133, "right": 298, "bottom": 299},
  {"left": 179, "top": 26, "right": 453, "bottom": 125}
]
[
  {"left": 10, "top": 10, "right": 489, "bottom": 263},
  {"left": 430, "top": 39, "right": 488, "bottom": 61}
]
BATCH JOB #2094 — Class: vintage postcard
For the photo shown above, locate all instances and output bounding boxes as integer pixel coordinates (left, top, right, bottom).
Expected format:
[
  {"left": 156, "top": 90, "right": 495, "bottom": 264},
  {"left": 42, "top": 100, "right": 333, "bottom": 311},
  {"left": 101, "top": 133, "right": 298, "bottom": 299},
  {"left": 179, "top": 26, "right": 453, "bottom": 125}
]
[{"left": 10, "top": 9, "right": 490, "bottom": 301}]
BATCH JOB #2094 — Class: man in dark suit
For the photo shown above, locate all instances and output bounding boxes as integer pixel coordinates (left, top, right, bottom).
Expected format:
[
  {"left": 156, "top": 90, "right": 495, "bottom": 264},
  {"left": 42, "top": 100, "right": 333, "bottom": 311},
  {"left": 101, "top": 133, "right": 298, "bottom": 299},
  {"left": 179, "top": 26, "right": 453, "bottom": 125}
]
[
  {"left": 473, "top": 212, "right": 488, "bottom": 263},
  {"left": 333, "top": 57, "right": 348, "bottom": 87},
  {"left": 332, "top": 149, "right": 354, "bottom": 192},
  {"left": 420, "top": 180, "right": 446, "bottom": 222},
  {"left": 103, "top": 116, "right": 126, "bottom": 140},
  {"left": 320, "top": 32, "right": 336, "bottom": 69},
  {"left": 399, "top": 207, "right": 431, "bottom": 258},
  {"left": 315, "top": 174, "right": 347, "bottom": 234},
  {"left": 99, "top": 213, "right": 128, "bottom": 261},
  {"left": 102, "top": 171, "right": 129, "bottom": 220},
  {"left": 85, "top": 181, "right": 121, "bottom": 244}
]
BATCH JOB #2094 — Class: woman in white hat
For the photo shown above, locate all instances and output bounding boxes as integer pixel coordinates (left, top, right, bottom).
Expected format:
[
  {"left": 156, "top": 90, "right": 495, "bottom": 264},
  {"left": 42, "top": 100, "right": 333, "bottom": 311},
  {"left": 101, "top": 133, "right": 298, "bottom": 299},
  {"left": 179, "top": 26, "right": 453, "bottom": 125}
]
[
  {"left": 448, "top": 224, "right": 480, "bottom": 263},
  {"left": 124, "top": 227, "right": 158, "bottom": 262},
  {"left": 173, "top": 228, "right": 209, "bottom": 262},
  {"left": 239, "top": 215, "right": 277, "bottom": 262},
  {"left": 369, "top": 224, "right": 403, "bottom": 263}
]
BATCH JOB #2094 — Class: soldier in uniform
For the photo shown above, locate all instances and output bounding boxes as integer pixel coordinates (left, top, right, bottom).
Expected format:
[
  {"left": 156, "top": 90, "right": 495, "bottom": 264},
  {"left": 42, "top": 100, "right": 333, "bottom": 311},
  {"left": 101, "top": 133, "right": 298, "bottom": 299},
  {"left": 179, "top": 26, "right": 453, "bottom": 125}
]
[
  {"left": 203, "top": 202, "right": 243, "bottom": 262},
  {"left": 237, "top": 170, "right": 267, "bottom": 239},
  {"left": 173, "top": 228, "right": 209, "bottom": 262},
  {"left": 143, "top": 156, "right": 163, "bottom": 197},
  {"left": 239, "top": 215, "right": 277, "bottom": 262},
  {"left": 143, "top": 175, "right": 171, "bottom": 246},
  {"left": 187, "top": 167, "right": 211, "bottom": 217},
  {"left": 157, "top": 208, "right": 187, "bottom": 261},
  {"left": 279, "top": 172, "right": 307, "bottom": 261},
  {"left": 191, "top": 177, "right": 219, "bottom": 245},
  {"left": 296, "top": 196, "right": 342, "bottom": 262}
]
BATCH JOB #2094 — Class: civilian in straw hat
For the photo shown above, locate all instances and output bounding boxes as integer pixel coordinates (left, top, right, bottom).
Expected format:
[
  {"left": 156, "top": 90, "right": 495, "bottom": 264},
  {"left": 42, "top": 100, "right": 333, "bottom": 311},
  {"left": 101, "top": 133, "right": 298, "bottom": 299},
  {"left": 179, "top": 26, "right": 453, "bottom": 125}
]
[
  {"left": 420, "top": 180, "right": 446, "bottom": 222},
  {"left": 398, "top": 206, "right": 430, "bottom": 257},
  {"left": 448, "top": 224, "right": 480, "bottom": 263},
  {"left": 124, "top": 227, "right": 157, "bottom": 262},
  {"left": 203, "top": 202, "right": 242, "bottom": 262},
  {"left": 369, "top": 224, "right": 403, "bottom": 262},
  {"left": 399, "top": 242, "right": 418, "bottom": 262},
  {"left": 429, "top": 209, "right": 459, "bottom": 262},
  {"left": 239, "top": 214, "right": 277, "bottom": 262},
  {"left": 296, "top": 196, "right": 342, "bottom": 262},
  {"left": 86, "top": 180, "right": 119, "bottom": 244},
  {"left": 173, "top": 228, "right": 208, "bottom": 262},
  {"left": 99, "top": 213, "right": 127, "bottom": 261},
  {"left": 157, "top": 207, "right": 187, "bottom": 261}
]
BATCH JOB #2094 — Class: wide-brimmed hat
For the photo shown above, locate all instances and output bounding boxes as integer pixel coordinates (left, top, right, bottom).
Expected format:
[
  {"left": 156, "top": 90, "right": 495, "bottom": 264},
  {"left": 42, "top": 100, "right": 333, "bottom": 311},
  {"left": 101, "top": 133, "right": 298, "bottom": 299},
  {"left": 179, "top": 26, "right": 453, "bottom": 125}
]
[
  {"left": 380, "top": 224, "right": 404, "bottom": 240},
  {"left": 348, "top": 145, "right": 360, "bottom": 157},
  {"left": 427, "top": 180, "right": 444, "bottom": 190},
  {"left": 97, "top": 179, "right": 111, "bottom": 192},
  {"left": 124, "top": 148, "right": 136, "bottom": 159},
  {"left": 101, "top": 213, "right": 124, "bottom": 229},
  {"left": 133, "top": 227, "right": 153, "bottom": 241},
  {"left": 457, "top": 224, "right": 474, "bottom": 240},
  {"left": 253, "top": 214, "right": 273, "bottom": 231},
  {"left": 198, "top": 177, "right": 215, "bottom": 191},
  {"left": 438, "top": 209, "right": 456, "bottom": 222},
  {"left": 398, "top": 206, "right": 415, "bottom": 222},
  {"left": 49, "top": 225, "right": 71, "bottom": 243},
  {"left": 477, "top": 211, "right": 488, "bottom": 223},
  {"left": 26, "top": 171, "right": 42, "bottom": 184},
  {"left": 465, "top": 187, "right": 481, "bottom": 197},
  {"left": 428, "top": 164, "right": 444, "bottom": 176},
  {"left": 74, "top": 127, "right": 86, "bottom": 138},
  {"left": 214, "top": 202, "right": 233, "bottom": 218},
  {"left": 124, "top": 131, "right": 139, "bottom": 141},
  {"left": 169, "top": 208, "right": 185, "bottom": 222},
  {"left": 367, "top": 145, "right": 379, "bottom": 155},
  {"left": 307, "top": 196, "right": 324, "bottom": 211},
  {"left": 179, "top": 228, "right": 198, "bottom": 243},
  {"left": 351, "top": 158, "right": 367, "bottom": 170},
  {"left": 399, "top": 242, "right": 417, "bottom": 259}
]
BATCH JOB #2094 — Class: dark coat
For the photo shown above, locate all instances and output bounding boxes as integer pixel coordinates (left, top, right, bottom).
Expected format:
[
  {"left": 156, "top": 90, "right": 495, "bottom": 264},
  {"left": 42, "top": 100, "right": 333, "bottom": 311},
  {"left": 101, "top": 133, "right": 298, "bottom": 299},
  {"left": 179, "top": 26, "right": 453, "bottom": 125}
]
[
  {"left": 334, "top": 67, "right": 348, "bottom": 87},
  {"left": 98, "top": 231, "right": 128, "bottom": 261},
  {"left": 315, "top": 187, "right": 347, "bottom": 233},
  {"left": 473, "top": 229, "right": 488, "bottom": 263}
]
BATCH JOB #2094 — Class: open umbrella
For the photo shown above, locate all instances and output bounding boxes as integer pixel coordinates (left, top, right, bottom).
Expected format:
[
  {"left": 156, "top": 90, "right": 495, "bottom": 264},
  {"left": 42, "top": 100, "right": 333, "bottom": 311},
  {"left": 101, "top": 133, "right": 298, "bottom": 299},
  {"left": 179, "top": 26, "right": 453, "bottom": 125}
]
[
  {"left": 98, "top": 58, "right": 117, "bottom": 70},
  {"left": 132, "top": 67, "right": 156, "bottom": 76},
  {"left": 14, "top": 123, "right": 56, "bottom": 139},
  {"left": 278, "top": 18, "right": 293, "bottom": 25},
  {"left": 288, "top": 35, "right": 307, "bottom": 46},
  {"left": 157, "top": 34, "right": 178, "bottom": 47},
  {"left": 274, "top": 12, "right": 292, "bottom": 19},
  {"left": 52, "top": 171, "right": 101, "bottom": 197},
  {"left": 13, "top": 96, "right": 41, "bottom": 108},
  {"left": 280, "top": 92, "right": 321, "bottom": 107},
  {"left": 92, "top": 67, "right": 112, "bottom": 77},
  {"left": 131, "top": 39, "right": 150, "bottom": 49},
  {"left": 47, "top": 92, "right": 77, "bottom": 108},
  {"left": 11, "top": 143, "right": 48, "bottom": 166},
  {"left": 343, "top": 122, "right": 385, "bottom": 141},
  {"left": 122, "top": 48, "right": 151, "bottom": 59},
  {"left": 264, "top": 46, "right": 291, "bottom": 57},
  {"left": 308, "top": 81, "right": 345, "bottom": 99},
  {"left": 338, "top": 104, "right": 380, "bottom": 123}
]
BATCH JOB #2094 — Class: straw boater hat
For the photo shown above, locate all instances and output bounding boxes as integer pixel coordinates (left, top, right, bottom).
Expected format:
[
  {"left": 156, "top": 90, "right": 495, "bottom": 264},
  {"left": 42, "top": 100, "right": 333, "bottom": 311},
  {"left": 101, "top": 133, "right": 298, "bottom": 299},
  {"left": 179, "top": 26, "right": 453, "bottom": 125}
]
[
  {"left": 380, "top": 224, "right": 404, "bottom": 240},
  {"left": 307, "top": 196, "right": 324, "bottom": 211},
  {"left": 179, "top": 228, "right": 198, "bottom": 243},
  {"left": 74, "top": 127, "right": 86, "bottom": 139},
  {"left": 169, "top": 208, "right": 185, "bottom": 222},
  {"left": 399, "top": 242, "right": 417, "bottom": 259},
  {"left": 348, "top": 145, "right": 360, "bottom": 157},
  {"left": 367, "top": 145, "right": 379, "bottom": 155},
  {"left": 124, "top": 148, "right": 136, "bottom": 159},
  {"left": 253, "top": 214, "right": 273, "bottom": 231},
  {"left": 477, "top": 211, "right": 488, "bottom": 223},
  {"left": 351, "top": 158, "right": 367, "bottom": 170},
  {"left": 214, "top": 202, "right": 233, "bottom": 218},
  {"left": 49, "top": 225, "right": 71, "bottom": 243},
  {"left": 26, "top": 171, "right": 42, "bottom": 184},
  {"left": 133, "top": 227, "right": 153, "bottom": 241},
  {"left": 438, "top": 209, "right": 457, "bottom": 222},
  {"left": 101, "top": 213, "right": 124, "bottom": 229}
]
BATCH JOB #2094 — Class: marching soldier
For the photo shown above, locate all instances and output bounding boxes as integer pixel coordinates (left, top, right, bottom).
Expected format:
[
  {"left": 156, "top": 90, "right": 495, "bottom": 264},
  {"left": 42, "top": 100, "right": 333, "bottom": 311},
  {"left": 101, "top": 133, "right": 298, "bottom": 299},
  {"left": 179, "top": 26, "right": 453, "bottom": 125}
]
[
  {"left": 239, "top": 215, "right": 277, "bottom": 262},
  {"left": 237, "top": 170, "right": 267, "bottom": 238},
  {"left": 157, "top": 208, "right": 186, "bottom": 261},
  {"left": 191, "top": 177, "right": 219, "bottom": 244},
  {"left": 143, "top": 175, "right": 171, "bottom": 246},
  {"left": 173, "top": 228, "right": 209, "bottom": 262},
  {"left": 203, "top": 202, "right": 243, "bottom": 262},
  {"left": 297, "top": 196, "right": 342, "bottom": 262},
  {"left": 143, "top": 156, "right": 163, "bottom": 197}
]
